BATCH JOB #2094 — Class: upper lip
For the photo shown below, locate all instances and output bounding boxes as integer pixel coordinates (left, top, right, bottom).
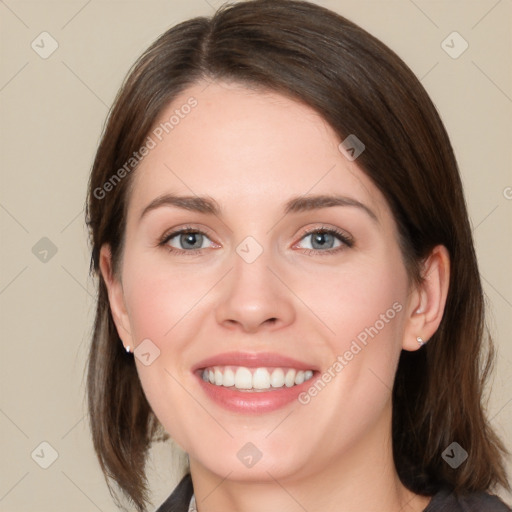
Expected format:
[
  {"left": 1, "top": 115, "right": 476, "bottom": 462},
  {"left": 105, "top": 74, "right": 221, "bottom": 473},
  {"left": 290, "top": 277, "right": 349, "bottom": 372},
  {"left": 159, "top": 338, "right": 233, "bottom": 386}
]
[{"left": 192, "top": 352, "right": 318, "bottom": 372}]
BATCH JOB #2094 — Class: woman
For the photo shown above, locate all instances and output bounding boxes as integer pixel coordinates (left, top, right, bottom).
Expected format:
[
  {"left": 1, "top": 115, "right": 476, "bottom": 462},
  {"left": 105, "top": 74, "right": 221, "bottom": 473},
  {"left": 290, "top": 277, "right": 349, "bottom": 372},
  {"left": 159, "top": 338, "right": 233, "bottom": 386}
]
[{"left": 85, "top": 1, "right": 510, "bottom": 511}]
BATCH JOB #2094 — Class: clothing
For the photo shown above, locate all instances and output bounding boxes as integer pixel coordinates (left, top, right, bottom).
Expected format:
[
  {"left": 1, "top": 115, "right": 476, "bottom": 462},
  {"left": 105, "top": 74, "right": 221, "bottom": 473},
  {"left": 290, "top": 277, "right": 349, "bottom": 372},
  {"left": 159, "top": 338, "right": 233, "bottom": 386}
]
[
  {"left": 155, "top": 473, "right": 512, "bottom": 512},
  {"left": 423, "top": 486, "right": 511, "bottom": 511}
]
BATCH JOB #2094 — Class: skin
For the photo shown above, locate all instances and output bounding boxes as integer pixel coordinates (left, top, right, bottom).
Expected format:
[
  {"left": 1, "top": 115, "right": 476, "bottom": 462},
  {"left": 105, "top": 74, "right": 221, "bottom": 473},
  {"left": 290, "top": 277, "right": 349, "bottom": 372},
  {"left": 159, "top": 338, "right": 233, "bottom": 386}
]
[{"left": 100, "top": 80, "right": 450, "bottom": 512}]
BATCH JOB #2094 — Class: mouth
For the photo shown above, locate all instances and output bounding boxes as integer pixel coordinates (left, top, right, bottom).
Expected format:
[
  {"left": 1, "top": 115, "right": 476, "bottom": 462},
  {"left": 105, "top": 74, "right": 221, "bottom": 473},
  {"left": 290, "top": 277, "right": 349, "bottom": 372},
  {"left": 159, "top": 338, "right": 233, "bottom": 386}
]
[
  {"left": 197, "top": 365, "right": 315, "bottom": 392},
  {"left": 192, "top": 352, "right": 320, "bottom": 413}
]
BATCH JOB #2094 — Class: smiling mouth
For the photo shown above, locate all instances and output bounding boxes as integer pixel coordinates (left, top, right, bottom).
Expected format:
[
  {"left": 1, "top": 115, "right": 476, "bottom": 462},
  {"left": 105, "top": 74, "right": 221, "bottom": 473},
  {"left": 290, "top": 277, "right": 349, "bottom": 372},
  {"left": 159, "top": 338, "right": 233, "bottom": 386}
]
[{"left": 198, "top": 365, "right": 315, "bottom": 391}]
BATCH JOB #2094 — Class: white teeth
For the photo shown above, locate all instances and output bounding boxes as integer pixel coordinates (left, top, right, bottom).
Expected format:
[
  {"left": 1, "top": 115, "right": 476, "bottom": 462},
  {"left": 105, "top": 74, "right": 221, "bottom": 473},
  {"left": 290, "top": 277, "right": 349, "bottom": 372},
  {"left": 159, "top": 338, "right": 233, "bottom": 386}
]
[
  {"left": 270, "top": 368, "right": 285, "bottom": 387},
  {"left": 235, "top": 367, "right": 253, "bottom": 389},
  {"left": 252, "top": 368, "right": 271, "bottom": 390},
  {"left": 222, "top": 368, "right": 235, "bottom": 387},
  {"left": 285, "top": 369, "right": 296, "bottom": 387},
  {"left": 295, "top": 370, "right": 305, "bottom": 385},
  {"left": 201, "top": 366, "right": 314, "bottom": 391}
]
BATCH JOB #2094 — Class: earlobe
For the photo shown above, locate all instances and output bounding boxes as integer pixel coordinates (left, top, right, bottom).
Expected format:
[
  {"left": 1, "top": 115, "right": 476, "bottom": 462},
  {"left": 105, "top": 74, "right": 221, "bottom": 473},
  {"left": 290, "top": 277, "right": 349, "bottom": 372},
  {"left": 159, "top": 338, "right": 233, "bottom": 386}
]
[
  {"left": 402, "top": 245, "right": 450, "bottom": 351},
  {"left": 99, "top": 244, "right": 134, "bottom": 350}
]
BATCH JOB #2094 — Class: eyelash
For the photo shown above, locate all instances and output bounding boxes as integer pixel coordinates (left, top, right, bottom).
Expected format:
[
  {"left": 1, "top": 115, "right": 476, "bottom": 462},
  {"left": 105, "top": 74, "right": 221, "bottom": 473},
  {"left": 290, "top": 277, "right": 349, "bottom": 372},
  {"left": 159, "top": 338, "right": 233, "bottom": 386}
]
[{"left": 158, "top": 225, "right": 354, "bottom": 257}]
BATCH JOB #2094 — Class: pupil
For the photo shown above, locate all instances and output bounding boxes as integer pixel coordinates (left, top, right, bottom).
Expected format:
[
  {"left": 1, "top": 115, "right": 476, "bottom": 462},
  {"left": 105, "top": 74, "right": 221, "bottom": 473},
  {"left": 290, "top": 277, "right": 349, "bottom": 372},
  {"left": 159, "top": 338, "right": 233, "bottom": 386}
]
[
  {"left": 313, "top": 232, "right": 332, "bottom": 249},
  {"left": 183, "top": 233, "right": 201, "bottom": 249}
]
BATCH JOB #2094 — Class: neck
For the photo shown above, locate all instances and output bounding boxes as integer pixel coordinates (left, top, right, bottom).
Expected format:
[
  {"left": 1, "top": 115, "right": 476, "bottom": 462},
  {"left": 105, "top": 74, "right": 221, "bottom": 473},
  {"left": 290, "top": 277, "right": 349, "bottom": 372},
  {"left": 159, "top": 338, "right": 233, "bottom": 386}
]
[{"left": 188, "top": 405, "right": 431, "bottom": 512}]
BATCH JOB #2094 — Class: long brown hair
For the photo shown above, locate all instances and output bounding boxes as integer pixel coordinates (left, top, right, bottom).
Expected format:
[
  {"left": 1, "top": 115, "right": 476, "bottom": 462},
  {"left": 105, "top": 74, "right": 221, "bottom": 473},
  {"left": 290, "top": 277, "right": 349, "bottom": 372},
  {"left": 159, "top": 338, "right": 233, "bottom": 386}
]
[{"left": 85, "top": 1, "right": 509, "bottom": 510}]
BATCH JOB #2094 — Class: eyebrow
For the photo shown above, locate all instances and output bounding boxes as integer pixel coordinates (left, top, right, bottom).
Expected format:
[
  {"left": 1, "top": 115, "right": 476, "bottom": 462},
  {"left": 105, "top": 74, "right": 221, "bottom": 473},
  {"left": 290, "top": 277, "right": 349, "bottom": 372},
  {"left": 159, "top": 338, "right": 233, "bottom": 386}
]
[{"left": 139, "top": 193, "right": 378, "bottom": 223}]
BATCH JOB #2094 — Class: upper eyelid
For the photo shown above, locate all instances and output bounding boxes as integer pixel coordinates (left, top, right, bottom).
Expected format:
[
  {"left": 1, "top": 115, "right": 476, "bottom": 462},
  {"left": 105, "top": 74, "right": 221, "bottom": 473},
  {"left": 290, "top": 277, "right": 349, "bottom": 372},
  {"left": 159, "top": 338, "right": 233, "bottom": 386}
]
[{"left": 160, "top": 224, "right": 214, "bottom": 240}]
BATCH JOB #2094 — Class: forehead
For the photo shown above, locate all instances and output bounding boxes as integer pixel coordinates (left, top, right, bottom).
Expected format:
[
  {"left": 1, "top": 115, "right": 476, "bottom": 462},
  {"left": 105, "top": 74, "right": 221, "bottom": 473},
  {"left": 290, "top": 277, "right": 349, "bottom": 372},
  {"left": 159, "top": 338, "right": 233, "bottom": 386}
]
[{"left": 128, "top": 80, "right": 389, "bottom": 224}]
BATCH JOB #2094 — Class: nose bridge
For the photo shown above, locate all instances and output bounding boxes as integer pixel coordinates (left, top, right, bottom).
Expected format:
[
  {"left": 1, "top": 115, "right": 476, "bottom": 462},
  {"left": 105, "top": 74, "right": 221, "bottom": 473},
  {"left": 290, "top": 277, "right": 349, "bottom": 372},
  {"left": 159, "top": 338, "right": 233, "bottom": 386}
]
[{"left": 232, "top": 236, "right": 274, "bottom": 293}]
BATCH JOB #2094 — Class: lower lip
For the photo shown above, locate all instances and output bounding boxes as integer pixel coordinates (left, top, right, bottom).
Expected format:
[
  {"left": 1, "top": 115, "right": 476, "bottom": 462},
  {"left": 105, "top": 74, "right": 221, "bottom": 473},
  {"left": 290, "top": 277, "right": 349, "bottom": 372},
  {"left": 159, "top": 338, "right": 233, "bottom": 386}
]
[{"left": 195, "top": 371, "right": 317, "bottom": 414}]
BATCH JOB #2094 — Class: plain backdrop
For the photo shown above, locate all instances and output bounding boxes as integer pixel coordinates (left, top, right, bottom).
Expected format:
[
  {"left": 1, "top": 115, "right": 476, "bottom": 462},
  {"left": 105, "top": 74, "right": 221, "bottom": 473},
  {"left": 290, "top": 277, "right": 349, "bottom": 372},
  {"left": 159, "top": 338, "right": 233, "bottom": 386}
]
[{"left": 1, "top": 0, "right": 511, "bottom": 510}]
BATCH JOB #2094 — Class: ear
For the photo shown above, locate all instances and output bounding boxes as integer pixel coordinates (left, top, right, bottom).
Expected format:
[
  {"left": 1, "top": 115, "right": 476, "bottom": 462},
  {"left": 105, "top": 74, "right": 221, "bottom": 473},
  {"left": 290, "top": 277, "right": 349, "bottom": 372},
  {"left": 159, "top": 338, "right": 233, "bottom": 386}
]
[
  {"left": 99, "top": 244, "right": 134, "bottom": 350},
  {"left": 402, "top": 245, "right": 450, "bottom": 351}
]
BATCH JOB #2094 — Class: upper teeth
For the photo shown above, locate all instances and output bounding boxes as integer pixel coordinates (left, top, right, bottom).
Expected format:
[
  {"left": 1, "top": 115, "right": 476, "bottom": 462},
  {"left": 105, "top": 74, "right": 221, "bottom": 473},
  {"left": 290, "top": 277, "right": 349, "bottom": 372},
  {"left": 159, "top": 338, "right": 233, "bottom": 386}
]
[{"left": 201, "top": 366, "right": 314, "bottom": 390}]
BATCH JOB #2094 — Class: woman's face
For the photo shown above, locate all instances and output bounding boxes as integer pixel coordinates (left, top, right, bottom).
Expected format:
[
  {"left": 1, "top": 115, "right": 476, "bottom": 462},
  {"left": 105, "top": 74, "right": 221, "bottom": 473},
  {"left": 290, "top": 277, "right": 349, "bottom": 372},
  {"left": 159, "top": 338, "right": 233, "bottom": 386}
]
[{"left": 103, "top": 80, "right": 420, "bottom": 483}]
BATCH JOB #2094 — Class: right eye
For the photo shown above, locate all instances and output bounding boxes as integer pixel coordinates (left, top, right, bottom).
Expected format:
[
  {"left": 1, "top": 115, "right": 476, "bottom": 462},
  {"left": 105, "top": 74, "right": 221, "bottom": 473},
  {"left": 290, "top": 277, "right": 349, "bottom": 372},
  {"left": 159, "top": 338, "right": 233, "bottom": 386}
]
[{"left": 159, "top": 226, "right": 218, "bottom": 255}]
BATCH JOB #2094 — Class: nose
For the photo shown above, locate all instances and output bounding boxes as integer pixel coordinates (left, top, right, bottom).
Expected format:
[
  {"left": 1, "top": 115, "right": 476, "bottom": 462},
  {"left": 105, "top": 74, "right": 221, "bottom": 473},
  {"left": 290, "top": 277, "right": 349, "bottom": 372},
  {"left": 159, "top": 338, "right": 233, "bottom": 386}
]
[{"left": 214, "top": 245, "right": 296, "bottom": 334}]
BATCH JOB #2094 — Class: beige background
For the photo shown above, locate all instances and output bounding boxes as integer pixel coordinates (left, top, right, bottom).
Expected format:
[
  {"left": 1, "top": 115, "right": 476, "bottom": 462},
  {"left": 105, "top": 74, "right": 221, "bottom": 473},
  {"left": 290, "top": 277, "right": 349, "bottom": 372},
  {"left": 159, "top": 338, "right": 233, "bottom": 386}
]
[{"left": 1, "top": 0, "right": 511, "bottom": 510}]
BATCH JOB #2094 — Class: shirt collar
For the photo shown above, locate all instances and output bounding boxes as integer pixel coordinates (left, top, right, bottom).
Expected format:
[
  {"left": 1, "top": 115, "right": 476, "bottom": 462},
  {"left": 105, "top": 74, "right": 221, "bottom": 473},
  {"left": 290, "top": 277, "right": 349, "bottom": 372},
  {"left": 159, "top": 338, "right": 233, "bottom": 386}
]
[{"left": 188, "top": 494, "right": 197, "bottom": 512}]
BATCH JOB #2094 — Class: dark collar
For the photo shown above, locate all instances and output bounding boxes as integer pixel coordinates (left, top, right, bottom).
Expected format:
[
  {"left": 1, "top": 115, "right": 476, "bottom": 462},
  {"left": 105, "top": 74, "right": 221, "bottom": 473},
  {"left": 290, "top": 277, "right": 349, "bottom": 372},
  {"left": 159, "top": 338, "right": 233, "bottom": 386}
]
[
  {"left": 155, "top": 473, "right": 193, "bottom": 512},
  {"left": 155, "top": 476, "right": 511, "bottom": 512}
]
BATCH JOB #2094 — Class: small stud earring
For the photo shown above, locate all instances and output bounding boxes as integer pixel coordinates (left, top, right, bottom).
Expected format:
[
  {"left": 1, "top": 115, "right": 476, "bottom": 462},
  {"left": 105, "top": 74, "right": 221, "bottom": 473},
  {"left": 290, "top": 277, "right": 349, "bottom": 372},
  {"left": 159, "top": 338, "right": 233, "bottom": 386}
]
[
  {"left": 126, "top": 345, "right": 131, "bottom": 353},
  {"left": 417, "top": 336, "right": 425, "bottom": 346}
]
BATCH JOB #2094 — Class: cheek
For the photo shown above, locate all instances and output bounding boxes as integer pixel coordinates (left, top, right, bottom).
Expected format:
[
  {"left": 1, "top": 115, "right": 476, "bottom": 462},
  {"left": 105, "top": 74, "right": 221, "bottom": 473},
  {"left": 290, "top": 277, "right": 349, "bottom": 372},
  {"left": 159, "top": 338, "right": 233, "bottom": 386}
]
[
  {"left": 303, "top": 256, "right": 407, "bottom": 349},
  {"left": 121, "top": 254, "right": 209, "bottom": 344},
  {"left": 291, "top": 260, "right": 407, "bottom": 450},
  {"left": 121, "top": 261, "right": 207, "bottom": 448},
  {"left": 298, "top": 252, "right": 409, "bottom": 421},
  {"left": 124, "top": 276, "right": 175, "bottom": 341}
]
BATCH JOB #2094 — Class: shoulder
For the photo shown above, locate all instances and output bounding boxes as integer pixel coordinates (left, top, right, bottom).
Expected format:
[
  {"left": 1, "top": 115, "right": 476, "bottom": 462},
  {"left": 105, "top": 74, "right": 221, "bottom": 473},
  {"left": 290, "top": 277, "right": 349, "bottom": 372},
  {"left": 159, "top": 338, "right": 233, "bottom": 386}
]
[{"left": 425, "top": 487, "right": 512, "bottom": 512}]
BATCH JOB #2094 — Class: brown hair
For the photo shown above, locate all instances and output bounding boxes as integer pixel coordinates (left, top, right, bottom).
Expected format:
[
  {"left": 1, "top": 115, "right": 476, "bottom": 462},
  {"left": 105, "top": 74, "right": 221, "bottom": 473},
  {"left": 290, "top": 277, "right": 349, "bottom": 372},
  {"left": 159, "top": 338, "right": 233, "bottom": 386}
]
[{"left": 85, "top": 1, "right": 510, "bottom": 510}]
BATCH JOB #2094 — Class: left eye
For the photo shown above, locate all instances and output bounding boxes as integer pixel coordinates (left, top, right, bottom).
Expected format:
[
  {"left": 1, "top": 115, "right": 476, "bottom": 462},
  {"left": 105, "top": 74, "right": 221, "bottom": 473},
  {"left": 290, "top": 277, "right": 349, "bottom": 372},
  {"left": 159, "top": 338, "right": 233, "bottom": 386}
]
[
  {"left": 294, "top": 227, "right": 354, "bottom": 255},
  {"left": 296, "top": 229, "right": 346, "bottom": 251}
]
